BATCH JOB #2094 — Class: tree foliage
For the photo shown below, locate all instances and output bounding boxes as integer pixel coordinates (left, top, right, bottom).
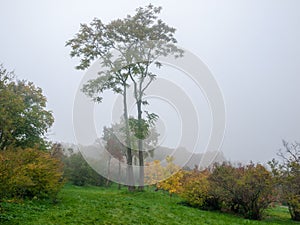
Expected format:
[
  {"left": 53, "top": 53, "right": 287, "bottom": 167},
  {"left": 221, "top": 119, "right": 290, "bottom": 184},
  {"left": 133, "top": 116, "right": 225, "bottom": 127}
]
[
  {"left": 102, "top": 124, "right": 126, "bottom": 161},
  {"left": 63, "top": 151, "right": 110, "bottom": 187},
  {"left": 102, "top": 121, "right": 158, "bottom": 164},
  {"left": 0, "top": 65, "right": 53, "bottom": 150},
  {"left": 269, "top": 140, "right": 300, "bottom": 221},
  {"left": 102, "top": 125, "right": 125, "bottom": 187}
]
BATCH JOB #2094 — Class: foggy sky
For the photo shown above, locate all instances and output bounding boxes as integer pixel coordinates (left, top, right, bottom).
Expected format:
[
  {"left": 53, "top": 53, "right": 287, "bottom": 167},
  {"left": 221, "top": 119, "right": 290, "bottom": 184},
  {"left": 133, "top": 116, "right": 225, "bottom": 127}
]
[{"left": 1, "top": 0, "right": 300, "bottom": 163}]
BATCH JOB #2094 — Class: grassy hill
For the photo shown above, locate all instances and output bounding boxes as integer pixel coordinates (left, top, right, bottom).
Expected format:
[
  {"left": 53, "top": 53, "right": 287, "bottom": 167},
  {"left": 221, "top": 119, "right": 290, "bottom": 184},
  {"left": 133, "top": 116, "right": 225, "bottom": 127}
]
[{"left": 0, "top": 184, "right": 298, "bottom": 225}]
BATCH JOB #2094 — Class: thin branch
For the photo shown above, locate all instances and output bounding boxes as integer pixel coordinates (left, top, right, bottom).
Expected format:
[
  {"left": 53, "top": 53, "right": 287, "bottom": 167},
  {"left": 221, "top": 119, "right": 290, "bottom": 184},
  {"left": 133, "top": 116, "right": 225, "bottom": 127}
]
[{"left": 129, "top": 68, "right": 138, "bottom": 100}]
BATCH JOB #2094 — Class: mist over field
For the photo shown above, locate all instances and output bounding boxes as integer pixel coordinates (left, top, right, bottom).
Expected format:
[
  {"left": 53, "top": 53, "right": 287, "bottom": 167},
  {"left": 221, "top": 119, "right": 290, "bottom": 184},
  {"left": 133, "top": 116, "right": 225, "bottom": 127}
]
[{"left": 1, "top": 0, "right": 300, "bottom": 164}]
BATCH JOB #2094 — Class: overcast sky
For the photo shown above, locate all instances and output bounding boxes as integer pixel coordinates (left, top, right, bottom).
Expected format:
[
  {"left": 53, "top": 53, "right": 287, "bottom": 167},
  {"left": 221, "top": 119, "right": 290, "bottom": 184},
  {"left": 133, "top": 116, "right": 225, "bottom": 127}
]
[{"left": 1, "top": 0, "right": 300, "bottom": 163}]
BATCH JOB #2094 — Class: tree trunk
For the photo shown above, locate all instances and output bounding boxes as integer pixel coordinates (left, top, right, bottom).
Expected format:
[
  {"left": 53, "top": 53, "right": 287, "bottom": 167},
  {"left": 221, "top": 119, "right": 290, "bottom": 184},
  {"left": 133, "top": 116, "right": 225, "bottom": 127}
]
[
  {"left": 137, "top": 100, "right": 144, "bottom": 190},
  {"left": 289, "top": 203, "right": 300, "bottom": 221},
  {"left": 106, "top": 155, "right": 111, "bottom": 187},
  {"left": 123, "top": 85, "right": 135, "bottom": 191},
  {"left": 118, "top": 160, "right": 121, "bottom": 190}
]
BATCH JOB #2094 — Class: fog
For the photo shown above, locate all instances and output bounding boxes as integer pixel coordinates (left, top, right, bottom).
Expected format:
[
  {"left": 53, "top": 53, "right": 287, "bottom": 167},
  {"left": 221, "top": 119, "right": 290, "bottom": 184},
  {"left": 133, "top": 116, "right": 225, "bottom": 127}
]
[{"left": 1, "top": 0, "right": 300, "bottom": 163}]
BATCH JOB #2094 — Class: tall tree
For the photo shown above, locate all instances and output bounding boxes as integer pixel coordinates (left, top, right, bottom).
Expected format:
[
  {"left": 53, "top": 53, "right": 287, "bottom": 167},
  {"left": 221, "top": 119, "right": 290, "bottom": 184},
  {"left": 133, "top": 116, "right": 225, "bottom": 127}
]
[
  {"left": 66, "top": 4, "right": 182, "bottom": 190},
  {"left": 120, "top": 5, "right": 183, "bottom": 189},
  {"left": 66, "top": 18, "right": 136, "bottom": 190},
  {"left": 0, "top": 64, "right": 53, "bottom": 150}
]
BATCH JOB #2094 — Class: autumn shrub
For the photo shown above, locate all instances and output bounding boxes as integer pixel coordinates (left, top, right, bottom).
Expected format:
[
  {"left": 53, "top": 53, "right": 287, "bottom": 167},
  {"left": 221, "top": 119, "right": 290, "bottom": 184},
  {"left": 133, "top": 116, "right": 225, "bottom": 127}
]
[
  {"left": 156, "top": 169, "right": 185, "bottom": 195},
  {"left": 145, "top": 158, "right": 219, "bottom": 209},
  {"left": 209, "top": 163, "right": 275, "bottom": 220},
  {"left": 144, "top": 156, "right": 185, "bottom": 195},
  {"left": 179, "top": 169, "right": 217, "bottom": 209},
  {"left": 0, "top": 147, "right": 64, "bottom": 200},
  {"left": 145, "top": 158, "right": 275, "bottom": 220},
  {"left": 144, "top": 156, "right": 184, "bottom": 195},
  {"left": 144, "top": 160, "right": 165, "bottom": 185}
]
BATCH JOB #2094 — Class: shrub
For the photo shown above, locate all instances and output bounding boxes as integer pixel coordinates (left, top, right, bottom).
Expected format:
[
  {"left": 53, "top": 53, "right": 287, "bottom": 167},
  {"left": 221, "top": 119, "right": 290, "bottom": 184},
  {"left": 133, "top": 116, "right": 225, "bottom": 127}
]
[
  {"left": 144, "top": 160, "right": 165, "bottom": 185},
  {"left": 63, "top": 152, "right": 109, "bottom": 186},
  {"left": 209, "top": 163, "right": 275, "bottom": 220},
  {"left": 179, "top": 169, "right": 214, "bottom": 209},
  {"left": 156, "top": 169, "right": 185, "bottom": 195},
  {"left": 146, "top": 156, "right": 185, "bottom": 195},
  {"left": 0, "top": 147, "right": 64, "bottom": 200}
]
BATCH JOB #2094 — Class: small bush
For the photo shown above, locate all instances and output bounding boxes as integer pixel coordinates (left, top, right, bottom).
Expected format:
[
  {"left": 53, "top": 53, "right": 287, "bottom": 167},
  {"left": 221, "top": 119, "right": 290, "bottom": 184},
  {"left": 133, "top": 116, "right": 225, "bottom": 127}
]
[{"left": 0, "top": 147, "right": 64, "bottom": 200}]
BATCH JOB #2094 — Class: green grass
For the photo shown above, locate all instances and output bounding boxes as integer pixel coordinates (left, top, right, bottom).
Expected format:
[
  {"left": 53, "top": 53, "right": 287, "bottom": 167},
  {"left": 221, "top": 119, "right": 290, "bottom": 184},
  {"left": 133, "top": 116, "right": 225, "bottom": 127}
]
[{"left": 0, "top": 184, "right": 299, "bottom": 225}]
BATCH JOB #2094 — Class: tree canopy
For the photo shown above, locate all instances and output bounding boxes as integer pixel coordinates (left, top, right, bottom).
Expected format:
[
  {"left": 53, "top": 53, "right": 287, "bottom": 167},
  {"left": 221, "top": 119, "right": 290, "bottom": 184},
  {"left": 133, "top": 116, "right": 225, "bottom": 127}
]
[
  {"left": 269, "top": 140, "right": 300, "bottom": 221},
  {"left": 0, "top": 65, "right": 54, "bottom": 150}
]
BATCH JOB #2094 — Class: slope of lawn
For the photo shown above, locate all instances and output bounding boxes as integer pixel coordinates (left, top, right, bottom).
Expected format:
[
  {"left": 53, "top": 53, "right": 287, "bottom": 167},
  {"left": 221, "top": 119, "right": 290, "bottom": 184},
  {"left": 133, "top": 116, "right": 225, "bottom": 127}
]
[{"left": 0, "top": 184, "right": 298, "bottom": 225}]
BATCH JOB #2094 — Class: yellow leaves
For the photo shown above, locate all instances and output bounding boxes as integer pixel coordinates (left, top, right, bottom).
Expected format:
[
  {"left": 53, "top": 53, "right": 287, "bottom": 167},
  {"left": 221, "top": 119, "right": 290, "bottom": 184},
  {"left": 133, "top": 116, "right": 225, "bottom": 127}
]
[
  {"left": 0, "top": 147, "right": 64, "bottom": 200},
  {"left": 158, "top": 169, "right": 185, "bottom": 195},
  {"left": 144, "top": 160, "right": 165, "bottom": 185},
  {"left": 145, "top": 157, "right": 185, "bottom": 195}
]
